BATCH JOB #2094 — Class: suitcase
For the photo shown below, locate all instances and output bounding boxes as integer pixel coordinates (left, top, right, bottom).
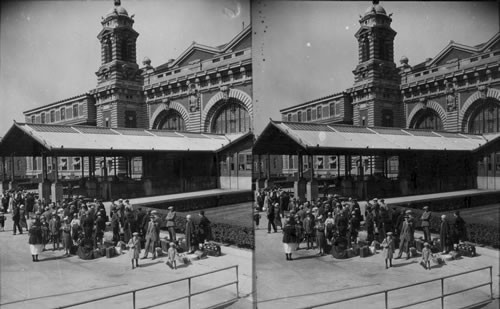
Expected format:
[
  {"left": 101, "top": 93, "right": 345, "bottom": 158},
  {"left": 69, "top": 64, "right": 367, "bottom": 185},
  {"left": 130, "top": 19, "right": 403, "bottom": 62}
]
[
  {"left": 70, "top": 245, "right": 78, "bottom": 255},
  {"left": 106, "top": 246, "right": 116, "bottom": 258},
  {"left": 100, "top": 247, "right": 106, "bottom": 257},
  {"left": 155, "top": 247, "right": 163, "bottom": 257},
  {"left": 94, "top": 249, "right": 102, "bottom": 258},
  {"left": 103, "top": 240, "right": 115, "bottom": 248},
  {"left": 360, "top": 246, "right": 370, "bottom": 258},
  {"left": 346, "top": 248, "right": 355, "bottom": 258},
  {"left": 410, "top": 247, "right": 417, "bottom": 257},
  {"left": 331, "top": 246, "right": 347, "bottom": 259},
  {"left": 415, "top": 239, "right": 424, "bottom": 252},
  {"left": 203, "top": 243, "right": 221, "bottom": 257},
  {"left": 431, "top": 254, "right": 444, "bottom": 265},
  {"left": 352, "top": 245, "right": 360, "bottom": 256},
  {"left": 194, "top": 250, "right": 207, "bottom": 260}
]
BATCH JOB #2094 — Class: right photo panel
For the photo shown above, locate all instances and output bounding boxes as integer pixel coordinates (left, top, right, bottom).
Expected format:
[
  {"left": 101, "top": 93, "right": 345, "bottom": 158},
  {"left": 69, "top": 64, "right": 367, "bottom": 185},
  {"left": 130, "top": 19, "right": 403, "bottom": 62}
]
[{"left": 252, "top": 1, "right": 500, "bottom": 308}]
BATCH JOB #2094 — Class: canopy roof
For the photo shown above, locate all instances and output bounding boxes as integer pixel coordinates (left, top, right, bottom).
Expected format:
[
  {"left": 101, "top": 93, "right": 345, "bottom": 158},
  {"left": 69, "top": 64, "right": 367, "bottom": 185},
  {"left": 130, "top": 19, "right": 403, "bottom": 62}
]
[
  {"left": 0, "top": 123, "right": 245, "bottom": 156},
  {"left": 253, "top": 120, "right": 500, "bottom": 155}
]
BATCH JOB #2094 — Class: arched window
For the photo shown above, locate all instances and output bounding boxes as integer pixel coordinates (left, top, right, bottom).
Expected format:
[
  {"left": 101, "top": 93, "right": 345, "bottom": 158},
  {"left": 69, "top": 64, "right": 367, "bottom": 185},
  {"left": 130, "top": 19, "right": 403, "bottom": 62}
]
[
  {"left": 469, "top": 99, "right": 500, "bottom": 134},
  {"left": 121, "top": 39, "right": 129, "bottom": 62},
  {"left": 104, "top": 39, "right": 112, "bottom": 63},
  {"left": 211, "top": 100, "right": 250, "bottom": 134},
  {"left": 362, "top": 37, "right": 370, "bottom": 62},
  {"left": 414, "top": 109, "right": 443, "bottom": 130},
  {"left": 158, "top": 110, "right": 185, "bottom": 131}
]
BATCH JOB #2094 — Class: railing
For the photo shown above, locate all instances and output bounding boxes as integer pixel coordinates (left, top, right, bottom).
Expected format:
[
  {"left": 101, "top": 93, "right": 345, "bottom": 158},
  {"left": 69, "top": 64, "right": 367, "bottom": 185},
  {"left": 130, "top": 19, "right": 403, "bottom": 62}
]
[
  {"left": 55, "top": 265, "right": 239, "bottom": 309},
  {"left": 301, "top": 266, "right": 493, "bottom": 309}
]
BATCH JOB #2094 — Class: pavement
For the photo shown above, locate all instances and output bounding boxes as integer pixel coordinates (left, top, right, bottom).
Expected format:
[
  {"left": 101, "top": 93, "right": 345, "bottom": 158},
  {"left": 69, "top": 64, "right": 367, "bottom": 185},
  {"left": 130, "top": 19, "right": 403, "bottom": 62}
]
[
  {"left": 0, "top": 213, "right": 254, "bottom": 309},
  {"left": 255, "top": 214, "right": 499, "bottom": 309}
]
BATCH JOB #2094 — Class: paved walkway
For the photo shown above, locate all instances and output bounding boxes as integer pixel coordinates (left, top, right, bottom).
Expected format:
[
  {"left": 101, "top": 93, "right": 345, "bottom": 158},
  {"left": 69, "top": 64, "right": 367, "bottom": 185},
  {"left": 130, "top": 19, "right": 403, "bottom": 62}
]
[
  {"left": 380, "top": 189, "right": 498, "bottom": 205},
  {"left": 0, "top": 214, "right": 253, "bottom": 309},
  {"left": 116, "top": 188, "right": 251, "bottom": 207},
  {"left": 255, "top": 216, "right": 499, "bottom": 309}
]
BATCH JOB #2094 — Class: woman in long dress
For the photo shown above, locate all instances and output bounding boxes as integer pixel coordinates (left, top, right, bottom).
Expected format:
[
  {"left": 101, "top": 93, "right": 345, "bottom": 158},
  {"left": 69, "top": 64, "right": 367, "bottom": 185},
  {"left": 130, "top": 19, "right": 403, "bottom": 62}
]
[
  {"left": 127, "top": 232, "right": 141, "bottom": 269},
  {"left": 28, "top": 218, "right": 44, "bottom": 262},
  {"left": 61, "top": 217, "right": 73, "bottom": 257},
  {"left": 282, "top": 216, "right": 297, "bottom": 260}
]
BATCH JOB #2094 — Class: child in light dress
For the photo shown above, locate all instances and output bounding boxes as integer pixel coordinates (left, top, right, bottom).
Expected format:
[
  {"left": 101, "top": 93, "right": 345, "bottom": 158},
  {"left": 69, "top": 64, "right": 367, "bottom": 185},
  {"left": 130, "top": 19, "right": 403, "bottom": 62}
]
[
  {"left": 381, "top": 232, "right": 395, "bottom": 269},
  {"left": 166, "top": 242, "right": 178, "bottom": 270},
  {"left": 421, "top": 242, "right": 431, "bottom": 270}
]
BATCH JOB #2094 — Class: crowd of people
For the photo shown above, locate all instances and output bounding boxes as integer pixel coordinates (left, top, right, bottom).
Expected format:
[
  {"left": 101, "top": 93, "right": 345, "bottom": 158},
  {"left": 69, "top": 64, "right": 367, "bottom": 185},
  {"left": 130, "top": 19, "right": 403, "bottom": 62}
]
[
  {"left": 255, "top": 187, "right": 468, "bottom": 266},
  {"left": 1, "top": 189, "right": 213, "bottom": 268}
]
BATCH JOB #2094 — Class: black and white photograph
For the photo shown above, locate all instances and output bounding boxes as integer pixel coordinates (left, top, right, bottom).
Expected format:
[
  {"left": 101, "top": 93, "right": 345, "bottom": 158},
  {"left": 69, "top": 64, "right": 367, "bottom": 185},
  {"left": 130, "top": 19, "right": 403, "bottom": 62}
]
[
  {"left": 1, "top": 0, "right": 500, "bottom": 309},
  {"left": 0, "top": 0, "right": 253, "bottom": 308},
  {"left": 252, "top": 1, "right": 499, "bottom": 308}
]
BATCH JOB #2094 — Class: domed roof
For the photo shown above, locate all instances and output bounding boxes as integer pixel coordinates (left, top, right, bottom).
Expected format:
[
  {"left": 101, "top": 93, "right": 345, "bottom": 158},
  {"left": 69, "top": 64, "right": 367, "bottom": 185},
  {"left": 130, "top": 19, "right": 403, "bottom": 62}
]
[
  {"left": 364, "top": 2, "right": 387, "bottom": 16},
  {"left": 107, "top": 5, "right": 128, "bottom": 17}
]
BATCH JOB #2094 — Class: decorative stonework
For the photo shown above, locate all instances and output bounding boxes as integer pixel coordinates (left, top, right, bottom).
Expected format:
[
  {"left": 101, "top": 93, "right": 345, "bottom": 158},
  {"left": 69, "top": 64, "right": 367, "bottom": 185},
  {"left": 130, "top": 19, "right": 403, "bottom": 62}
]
[
  {"left": 407, "top": 100, "right": 447, "bottom": 128},
  {"left": 459, "top": 87, "right": 500, "bottom": 132},
  {"left": 150, "top": 101, "right": 189, "bottom": 129},
  {"left": 446, "top": 82, "right": 457, "bottom": 112},
  {"left": 188, "top": 83, "right": 200, "bottom": 112},
  {"left": 201, "top": 88, "right": 252, "bottom": 132}
]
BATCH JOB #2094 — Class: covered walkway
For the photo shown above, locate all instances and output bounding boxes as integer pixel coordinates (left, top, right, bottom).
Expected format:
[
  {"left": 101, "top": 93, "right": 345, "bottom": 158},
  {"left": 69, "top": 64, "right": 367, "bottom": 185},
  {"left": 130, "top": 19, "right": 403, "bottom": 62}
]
[
  {"left": 0, "top": 122, "right": 247, "bottom": 202},
  {"left": 253, "top": 120, "right": 500, "bottom": 200}
]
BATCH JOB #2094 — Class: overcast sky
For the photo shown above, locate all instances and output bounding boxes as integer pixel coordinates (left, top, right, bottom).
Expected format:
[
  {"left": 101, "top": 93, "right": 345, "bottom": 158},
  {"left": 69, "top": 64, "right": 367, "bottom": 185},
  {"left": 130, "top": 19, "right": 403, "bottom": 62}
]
[
  {"left": 0, "top": 0, "right": 249, "bottom": 136},
  {"left": 252, "top": 1, "right": 499, "bottom": 134}
]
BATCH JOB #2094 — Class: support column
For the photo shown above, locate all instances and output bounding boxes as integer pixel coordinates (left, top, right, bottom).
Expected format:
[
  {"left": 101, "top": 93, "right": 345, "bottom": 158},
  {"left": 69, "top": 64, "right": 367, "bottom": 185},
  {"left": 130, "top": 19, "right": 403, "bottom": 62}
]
[
  {"left": 255, "top": 155, "right": 266, "bottom": 190},
  {"left": 264, "top": 154, "right": 273, "bottom": 188},
  {"left": 51, "top": 156, "right": 63, "bottom": 203},
  {"left": 294, "top": 153, "right": 306, "bottom": 202},
  {"left": 8, "top": 154, "right": 16, "bottom": 190},
  {"left": 86, "top": 156, "right": 98, "bottom": 198},
  {"left": 1, "top": 157, "right": 7, "bottom": 190},
  {"left": 38, "top": 153, "right": 51, "bottom": 202},
  {"left": 306, "top": 155, "right": 318, "bottom": 201}
]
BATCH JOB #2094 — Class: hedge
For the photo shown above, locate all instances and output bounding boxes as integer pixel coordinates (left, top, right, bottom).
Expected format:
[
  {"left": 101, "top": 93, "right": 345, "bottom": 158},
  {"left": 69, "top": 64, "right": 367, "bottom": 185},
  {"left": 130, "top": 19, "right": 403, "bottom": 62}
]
[
  {"left": 390, "top": 205, "right": 500, "bottom": 249},
  {"left": 173, "top": 215, "right": 254, "bottom": 250}
]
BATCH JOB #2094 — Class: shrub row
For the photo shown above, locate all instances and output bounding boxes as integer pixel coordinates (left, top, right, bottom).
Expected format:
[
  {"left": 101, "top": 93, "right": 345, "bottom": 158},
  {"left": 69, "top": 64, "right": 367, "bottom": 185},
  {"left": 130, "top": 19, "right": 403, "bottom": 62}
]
[{"left": 390, "top": 205, "right": 500, "bottom": 249}]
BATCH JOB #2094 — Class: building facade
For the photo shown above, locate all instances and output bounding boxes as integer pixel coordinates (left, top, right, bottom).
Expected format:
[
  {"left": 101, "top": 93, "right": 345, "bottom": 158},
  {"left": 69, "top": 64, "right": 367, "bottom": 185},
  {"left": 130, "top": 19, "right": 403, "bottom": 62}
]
[
  {"left": 20, "top": 0, "right": 253, "bottom": 189},
  {"left": 278, "top": 0, "right": 500, "bottom": 190}
]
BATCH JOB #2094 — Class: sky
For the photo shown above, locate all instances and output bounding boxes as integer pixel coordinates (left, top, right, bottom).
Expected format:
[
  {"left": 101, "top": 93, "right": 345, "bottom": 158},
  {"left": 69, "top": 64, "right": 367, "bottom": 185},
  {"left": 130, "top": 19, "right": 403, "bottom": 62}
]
[
  {"left": 252, "top": 1, "right": 499, "bottom": 134},
  {"left": 0, "top": 0, "right": 250, "bottom": 137}
]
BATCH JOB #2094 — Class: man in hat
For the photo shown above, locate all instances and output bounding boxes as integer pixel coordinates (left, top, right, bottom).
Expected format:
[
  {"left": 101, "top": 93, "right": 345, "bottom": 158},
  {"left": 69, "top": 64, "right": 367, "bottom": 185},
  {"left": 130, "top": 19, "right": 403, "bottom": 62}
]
[
  {"left": 12, "top": 202, "right": 22, "bottom": 235},
  {"left": 142, "top": 215, "right": 159, "bottom": 260},
  {"left": 267, "top": 200, "right": 277, "bottom": 233},
  {"left": 420, "top": 206, "right": 432, "bottom": 242},
  {"left": 381, "top": 232, "right": 395, "bottom": 269},
  {"left": 165, "top": 206, "right": 176, "bottom": 241},
  {"left": 197, "top": 210, "right": 211, "bottom": 244},
  {"left": 396, "top": 212, "right": 414, "bottom": 260}
]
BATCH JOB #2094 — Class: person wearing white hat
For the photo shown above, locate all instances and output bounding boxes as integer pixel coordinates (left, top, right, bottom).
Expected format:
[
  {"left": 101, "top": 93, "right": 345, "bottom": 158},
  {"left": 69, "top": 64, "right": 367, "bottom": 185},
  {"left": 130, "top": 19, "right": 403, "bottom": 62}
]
[{"left": 128, "top": 232, "right": 141, "bottom": 269}]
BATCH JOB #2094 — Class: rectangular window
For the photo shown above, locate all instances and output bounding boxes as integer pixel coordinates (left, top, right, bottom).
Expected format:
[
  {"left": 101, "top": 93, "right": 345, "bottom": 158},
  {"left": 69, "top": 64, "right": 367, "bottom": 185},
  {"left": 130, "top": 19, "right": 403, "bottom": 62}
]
[
  {"left": 317, "top": 106, "right": 322, "bottom": 119},
  {"left": 133, "top": 158, "right": 142, "bottom": 173},
  {"left": 125, "top": 110, "right": 137, "bottom": 128},
  {"left": 316, "top": 156, "right": 324, "bottom": 169},
  {"left": 287, "top": 114, "right": 292, "bottom": 122},
  {"left": 329, "top": 103, "right": 335, "bottom": 116},
  {"left": 60, "top": 107, "right": 65, "bottom": 121},
  {"left": 235, "top": 51, "right": 244, "bottom": 57},
  {"left": 79, "top": 104, "right": 84, "bottom": 117},
  {"left": 306, "top": 109, "right": 311, "bottom": 121},
  {"left": 329, "top": 156, "right": 337, "bottom": 169},
  {"left": 73, "top": 157, "right": 81, "bottom": 170},
  {"left": 289, "top": 155, "right": 294, "bottom": 169},
  {"left": 32, "top": 157, "right": 38, "bottom": 170},
  {"left": 41, "top": 113, "right": 45, "bottom": 124},
  {"left": 50, "top": 110, "right": 55, "bottom": 123},
  {"left": 297, "top": 111, "right": 302, "bottom": 122},
  {"left": 335, "top": 102, "right": 341, "bottom": 116},
  {"left": 60, "top": 158, "right": 68, "bottom": 171},
  {"left": 246, "top": 154, "right": 252, "bottom": 170},
  {"left": 31, "top": 115, "right": 35, "bottom": 123},
  {"left": 73, "top": 104, "right": 78, "bottom": 118}
]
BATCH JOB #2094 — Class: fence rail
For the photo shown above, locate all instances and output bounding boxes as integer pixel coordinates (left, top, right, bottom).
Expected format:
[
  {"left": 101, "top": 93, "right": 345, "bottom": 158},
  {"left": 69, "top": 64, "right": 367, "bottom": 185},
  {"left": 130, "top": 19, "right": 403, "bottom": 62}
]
[
  {"left": 55, "top": 265, "right": 239, "bottom": 309},
  {"left": 301, "top": 266, "right": 493, "bottom": 309}
]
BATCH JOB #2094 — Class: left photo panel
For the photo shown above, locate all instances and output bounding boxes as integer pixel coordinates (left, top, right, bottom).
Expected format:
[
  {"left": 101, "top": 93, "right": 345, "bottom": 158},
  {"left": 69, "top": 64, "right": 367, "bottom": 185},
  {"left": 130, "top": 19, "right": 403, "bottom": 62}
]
[{"left": 0, "top": 0, "right": 254, "bottom": 308}]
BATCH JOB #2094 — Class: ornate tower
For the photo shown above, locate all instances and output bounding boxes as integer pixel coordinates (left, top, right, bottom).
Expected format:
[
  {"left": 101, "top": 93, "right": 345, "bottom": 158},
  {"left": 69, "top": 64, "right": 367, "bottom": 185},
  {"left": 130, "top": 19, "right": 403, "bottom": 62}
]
[
  {"left": 92, "top": 0, "right": 146, "bottom": 128},
  {"left": 348, "top": 1, "right": 402, "bottom": 127}
]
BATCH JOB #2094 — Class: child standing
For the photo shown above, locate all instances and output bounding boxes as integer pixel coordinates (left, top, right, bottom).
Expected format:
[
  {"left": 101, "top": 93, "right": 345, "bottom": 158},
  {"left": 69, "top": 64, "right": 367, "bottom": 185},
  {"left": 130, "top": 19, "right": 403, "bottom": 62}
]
[
  {"left": 254, "top": 207, "right": 261, "bottom": 229},
  {"left": 127, "top": 232, "right": 141, "bottom": 269},
  {"left": 381, "top": 232, "right": 395, "bottom": 269},
  {"left": 166, "top": 242, "right": 178, "bottom": 270},
  {"left": 0, "top": 211, "right": 5, "bottom": 231},
  {"left": 421, "top": 242, "right": 431, "bottom": 270}
]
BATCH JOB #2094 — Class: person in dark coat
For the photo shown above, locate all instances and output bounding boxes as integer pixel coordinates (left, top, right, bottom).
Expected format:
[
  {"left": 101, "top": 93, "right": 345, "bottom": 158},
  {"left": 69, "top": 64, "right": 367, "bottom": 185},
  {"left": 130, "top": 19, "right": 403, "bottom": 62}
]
[
  {"left": 282, "top": 216, "right": 297, "bottom": 260},
  {"left": 419, "top": 206, "right": 432, "bottom": 243},
  {"left": 95, "top": 213, "right": 106, "bottom": 248},
  {"left": 142, "top": 215, "right": 160, "bottom": 259},
  {"left": 267, "top": 202, "right": 277, "bottom": 233},
  {"left": 315, "top": 215, "right": 326, "bottom": 256},
  {"left": 110, "top": 209, "right": 121, "bottom": 243},
  {"left": 396, "top": 213, "right": 414, "bottom": 259},
  {"left": 185, "top": 214, "right": 196, "bottom": 254},
  {"left": 12, "top": 203, "right": 23, "bottom": 235},
  {"left": 452, "top": 211, "right": 467, "bottom": 245},
  {"left": 165, "top": 206, "right": 176, "bottom": 241},
  {"left": 440, "top": 214, "right": 451, "bottom": 253},
  {"left": 61, "top": 216, "right": 73, "bottom": 257},
  {"left": 197, "top": 211, "right": 211, "bottom": 244},
  {"left": 81, "top": 210, "right": 94, "bottom": 242},
  {"left": 49, "top": 214, "right": 61, "bottom": 251},
  {"left": 28, "top": 218, "right": 44, "bottom": 262},
  {"left": 365, "top": 210, "right": 375, "bottom": 243}
]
